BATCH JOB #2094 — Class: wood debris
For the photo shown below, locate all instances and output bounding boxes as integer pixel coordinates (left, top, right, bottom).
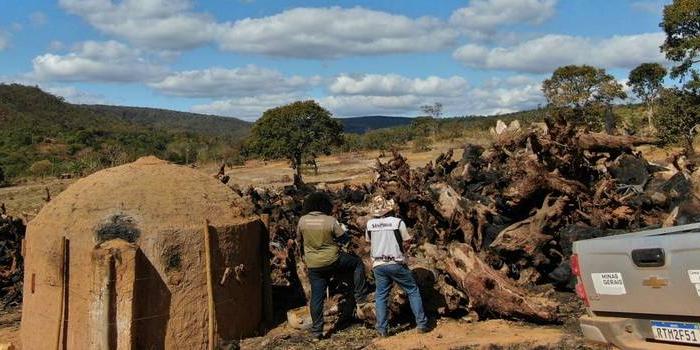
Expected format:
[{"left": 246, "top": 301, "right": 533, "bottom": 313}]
[{"left": 247, "top": 120, "right": 696, "bottom": 327}]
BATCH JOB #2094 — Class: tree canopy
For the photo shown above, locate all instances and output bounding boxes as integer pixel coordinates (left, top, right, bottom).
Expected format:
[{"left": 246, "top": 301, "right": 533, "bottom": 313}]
[
  {"left": 656, "top": 88, "right": 700, "bottom": 153},
  {"left": 542, "top": 65, "right": 626, "bottom": 109},
  {"left": 661, "top": 0, "right": 700, "bottom": 78},
  {"left": 542, "top": 65, "right": 626, "bottom": 128},
  {"left": 628, "top": 63, "right": 667, "bottom": 103},
  {"left": 628, "top": 63, "right": 667, "bottom": 130},
  {"left": 420, "top": 102, "right": 444, "bottom": 118},
  {"left": 245, "top": 100, "right": 343, "bottom": 182}
]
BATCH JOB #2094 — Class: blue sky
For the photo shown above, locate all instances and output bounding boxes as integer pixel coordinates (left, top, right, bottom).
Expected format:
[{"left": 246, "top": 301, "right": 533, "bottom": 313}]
[{"left": 0, "top": 0, "right": 671, "bottom": 120}]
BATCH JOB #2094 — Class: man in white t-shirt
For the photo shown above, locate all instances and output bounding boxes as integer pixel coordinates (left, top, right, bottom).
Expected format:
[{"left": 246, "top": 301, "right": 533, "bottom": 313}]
[{"left": 365, "top": 196, "right": 428, "bottom": 337}]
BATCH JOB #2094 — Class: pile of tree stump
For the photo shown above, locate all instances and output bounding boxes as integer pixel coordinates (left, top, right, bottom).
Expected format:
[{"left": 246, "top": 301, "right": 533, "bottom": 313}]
[
  {"left": 246, "top": 119, "right": 699, "bottom": 327},
  {"left": 0, "top": 203, "right": 25, "bottom": 308}
]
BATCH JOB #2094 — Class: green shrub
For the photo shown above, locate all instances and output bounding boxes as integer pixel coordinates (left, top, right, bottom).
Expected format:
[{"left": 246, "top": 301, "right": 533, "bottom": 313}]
[{"left": 29, "top": 160, "right": 53, "bottom": 178}]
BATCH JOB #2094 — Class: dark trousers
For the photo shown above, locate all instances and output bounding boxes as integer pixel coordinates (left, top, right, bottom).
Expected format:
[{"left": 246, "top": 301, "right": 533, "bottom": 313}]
[{"left": 307, "top": 252, "right": 367, "bottom": 336}]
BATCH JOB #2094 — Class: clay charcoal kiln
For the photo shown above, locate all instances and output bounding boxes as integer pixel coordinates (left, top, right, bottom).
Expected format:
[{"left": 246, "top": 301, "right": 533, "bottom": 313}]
[{"left": 21, "top": 156, "right": 271, "bottom": 349}]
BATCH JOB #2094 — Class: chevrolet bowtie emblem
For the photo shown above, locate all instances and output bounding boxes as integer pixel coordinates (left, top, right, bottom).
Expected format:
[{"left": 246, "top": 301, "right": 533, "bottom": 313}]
[{"left": 642, "top": 276, "right": 669, "bottom": 288}]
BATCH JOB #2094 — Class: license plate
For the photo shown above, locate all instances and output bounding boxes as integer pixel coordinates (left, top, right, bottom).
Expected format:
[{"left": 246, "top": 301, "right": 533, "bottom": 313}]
[{"left": 651, "top": 321, "right": 700, "bottom": 345}]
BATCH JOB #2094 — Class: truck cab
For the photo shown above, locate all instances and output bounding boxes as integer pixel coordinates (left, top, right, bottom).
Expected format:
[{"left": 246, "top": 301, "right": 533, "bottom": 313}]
[{"left": 573, "top": 223, "right": 700, "bottom": 349}]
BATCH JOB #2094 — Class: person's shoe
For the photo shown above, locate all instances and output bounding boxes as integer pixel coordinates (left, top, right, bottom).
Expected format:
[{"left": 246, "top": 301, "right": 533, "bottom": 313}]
[
  {"left": 417, "top": 325, "right": 432, "bottom": 334},
  {"left": 377, "top": 330, "right": 389, "bottom": 338},
  {"left": 311, "top": 333, "right": 324, "bottom": 342}
]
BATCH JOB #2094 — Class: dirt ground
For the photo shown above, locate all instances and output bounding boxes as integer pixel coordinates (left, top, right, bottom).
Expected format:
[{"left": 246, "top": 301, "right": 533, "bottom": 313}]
[
  {"left": 0, "top": 178, "right": 74, "bottom": 220},
  {"left": 0, "top": 306, "right": 604, "bottom": 350},
  {"left": 240, "top": 318, "right": 602, "bottom": 350},
  {"left": 202, "top": 139, "right": 472, "bottom": 188}
]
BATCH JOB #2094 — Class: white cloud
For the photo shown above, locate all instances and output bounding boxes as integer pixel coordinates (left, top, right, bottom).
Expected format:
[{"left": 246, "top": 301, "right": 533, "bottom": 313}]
[
  {"left": 59, "top": 0, "right": 219, "bottom": 50},
  {"left": 319, "top": 95, "right": 423, "bottom": 116},
  {"left": 329, "top": 74, "right": 467, "bottom": 97},
  {"left": 32, "top": 40, "right": 167, "bottom": 82},
  {"left": 321, "top": 73, "right": 469, "bottom": 116},
  {"left": 322, "top": 74, "right": 545, "bottom": 117},
  {"left": 453, "top": 32, "right": 666, "bottom": 73},
  {"left": 59, "top": 2, "right": 458, "bottom": 57},
  {"left": 462, "top": 75, "right": 545, "bottom": 115},
  {"left": 187, "top": 72, "right": 471, "bottom": 119},
  {"left": 29, "top": 12, "right": 48, "bottom": 26},
  {"left": 218, "top": 7, "right": 459, "bottom": 58},
  {"left": 191, "top": 94, "right": 302, "bottom": 121},
  {"left": 450, "top": 0, "right": 556, "bottom": 35},
  {"left": 186, "top": 71, "right": 546, "bottom": 119},
  {"left": 150, "top": 65, "right": 318, "bottom": 98}
]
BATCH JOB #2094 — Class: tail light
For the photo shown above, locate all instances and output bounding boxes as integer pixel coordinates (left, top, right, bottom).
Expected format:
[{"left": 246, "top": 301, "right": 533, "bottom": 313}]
[
  {"left": 575, "top": 281, "right": 590, "bottom": 306},
  {"left": 571, "top": 254, "right": 590, "bottom": 306},
  {"left": 571, "top": 254, "right": 581, "bottom": 277}
]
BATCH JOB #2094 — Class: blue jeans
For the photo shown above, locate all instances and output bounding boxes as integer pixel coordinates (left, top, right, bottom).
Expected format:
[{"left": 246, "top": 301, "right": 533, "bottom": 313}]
[
  {"left": 373, "top": 263, "right": 428, "bottom": 333},
  {"left": 307, "top": 252, "right": 368, "bottom": 336}
]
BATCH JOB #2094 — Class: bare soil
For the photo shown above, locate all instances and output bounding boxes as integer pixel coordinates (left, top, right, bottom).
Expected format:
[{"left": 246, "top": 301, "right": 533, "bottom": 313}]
[
  {"left": 201, "top": 139, "right": 473, "bottom": 188},
  {"left": 239, "top": 318, "right": 604, "bottom": 350}
]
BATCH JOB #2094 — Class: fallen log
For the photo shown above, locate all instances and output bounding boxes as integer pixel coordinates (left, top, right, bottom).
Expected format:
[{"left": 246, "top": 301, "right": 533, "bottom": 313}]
[
  {"left": 444, "top": 243, "right": 559, "bottom": 323},
  {"left": 577, "top": 132, "right": 659, "bottom": 152}
]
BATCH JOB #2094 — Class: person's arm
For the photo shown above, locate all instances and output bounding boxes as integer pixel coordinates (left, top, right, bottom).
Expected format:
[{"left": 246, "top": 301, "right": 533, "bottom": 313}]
[
  {"left": 398, "top": 220, "right": 412, "bottom": 254},
  {"left": 294, "top": 219, "right": 304, "bottom": 258},
  {"left": 333, "top": 220, "right": 351, "bottom": 245}
]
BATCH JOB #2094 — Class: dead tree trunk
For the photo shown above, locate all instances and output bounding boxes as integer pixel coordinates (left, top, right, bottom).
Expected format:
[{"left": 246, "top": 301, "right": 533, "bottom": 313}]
[{"left": 444, "top": 243, "right": 559, "bottom": 323}]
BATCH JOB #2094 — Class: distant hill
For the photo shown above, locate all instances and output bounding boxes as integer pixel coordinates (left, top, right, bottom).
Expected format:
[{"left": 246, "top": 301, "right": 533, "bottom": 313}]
[
  {"left": 82, "top": 105, "right": 251, "bottom": 139},
  {"left": 0, "top": 84, "right": 132, "bottom": 132},
  {"left": 0, "top": 84, "right": 249, "bottom": 179},
  {"left": 339, "top": 116, "right": 413, "bottom": 133}
]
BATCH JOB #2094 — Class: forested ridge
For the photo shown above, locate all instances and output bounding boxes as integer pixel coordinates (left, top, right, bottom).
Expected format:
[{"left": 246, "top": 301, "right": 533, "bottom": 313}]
[{"left": 0, "top": 84, "right": 249, "bottom": 181}]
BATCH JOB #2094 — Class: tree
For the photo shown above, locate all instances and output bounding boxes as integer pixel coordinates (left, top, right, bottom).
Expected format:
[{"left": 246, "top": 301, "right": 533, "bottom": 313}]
[
  {"left": 411, "top": 116, "right": 437, "bottom": 137},
  {"left": 656, "top": 88, "right": 700, "bottom": 154},
  {"left": 0, "top": 166, "right": 5, "bottom": 186},
  {"left": 542, "top": 65, "right": 627, "bottom": 130},
  {"left": 420, "top": 102, "right": 443, "bottom": 118},
  {"left": 628, "top": 63, "right": 667, "bottom": 130},
  {"left": 246, "top": 100, "right": 343, "bottom": 183},
  {"left": 542, "top": 65, "right": 626, "bottom": 109},
  {"left": 661, "top": 0, "right": 700, "bottom": 78}
]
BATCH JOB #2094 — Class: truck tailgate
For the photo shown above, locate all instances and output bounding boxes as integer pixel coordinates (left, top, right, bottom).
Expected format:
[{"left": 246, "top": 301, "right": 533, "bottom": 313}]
[{"left": 573, "top": 224, "right": 700, "bottom": 317}]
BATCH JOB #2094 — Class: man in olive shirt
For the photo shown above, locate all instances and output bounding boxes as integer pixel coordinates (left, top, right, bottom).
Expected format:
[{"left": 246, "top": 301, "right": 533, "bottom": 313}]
[{"left": 297, "top": 192, "right": 368, "bottom": 339}]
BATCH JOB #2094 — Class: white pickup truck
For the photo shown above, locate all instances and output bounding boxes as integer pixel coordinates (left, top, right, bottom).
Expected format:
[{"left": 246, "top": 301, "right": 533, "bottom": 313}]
[{"left": 573, "top": 223, "right": 700, "bottom": 349}]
